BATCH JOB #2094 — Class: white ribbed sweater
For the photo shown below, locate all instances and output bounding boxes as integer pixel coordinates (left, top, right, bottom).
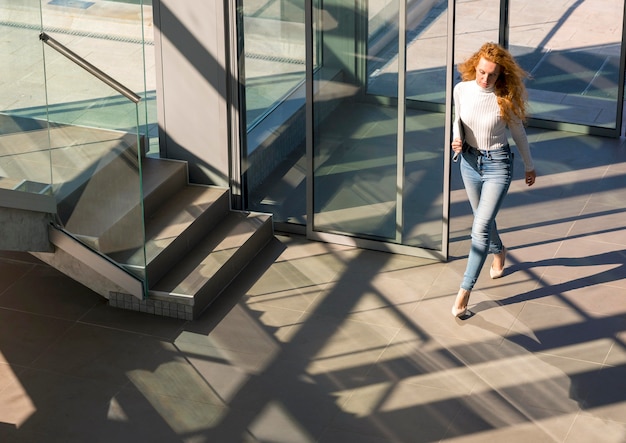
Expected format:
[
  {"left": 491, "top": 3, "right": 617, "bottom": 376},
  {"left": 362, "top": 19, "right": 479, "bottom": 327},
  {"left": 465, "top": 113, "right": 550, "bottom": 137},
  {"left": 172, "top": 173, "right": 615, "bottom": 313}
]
[{"left": 453, "top": 80, "right": 534, "bottom": 171}]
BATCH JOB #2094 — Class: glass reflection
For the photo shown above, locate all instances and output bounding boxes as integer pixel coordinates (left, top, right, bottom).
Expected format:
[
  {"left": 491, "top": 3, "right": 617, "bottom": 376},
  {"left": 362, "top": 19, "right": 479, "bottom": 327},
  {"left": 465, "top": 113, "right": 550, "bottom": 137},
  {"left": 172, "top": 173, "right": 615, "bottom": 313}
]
[
  {"left": 0, "top": 0, "right": 51, "bottom": 190},
  {"left": 312, "top": 0, "right": 399, "bottom": 241},
  {"left": 312, "top": 0, "right": 448, "bottom": 252},
  {"left": 508, "top": 0, "right": 624, "bottom": 129},
  {"left": 241, "top": 0, "right": 309, "bottom": 224}
]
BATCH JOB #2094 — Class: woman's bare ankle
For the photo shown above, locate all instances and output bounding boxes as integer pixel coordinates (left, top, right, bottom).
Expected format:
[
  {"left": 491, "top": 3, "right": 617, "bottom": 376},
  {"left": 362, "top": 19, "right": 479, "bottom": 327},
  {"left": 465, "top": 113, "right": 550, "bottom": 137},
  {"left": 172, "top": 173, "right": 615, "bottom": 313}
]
[{"left": 455, "top": 288, "right": 471, "bottom": 309}]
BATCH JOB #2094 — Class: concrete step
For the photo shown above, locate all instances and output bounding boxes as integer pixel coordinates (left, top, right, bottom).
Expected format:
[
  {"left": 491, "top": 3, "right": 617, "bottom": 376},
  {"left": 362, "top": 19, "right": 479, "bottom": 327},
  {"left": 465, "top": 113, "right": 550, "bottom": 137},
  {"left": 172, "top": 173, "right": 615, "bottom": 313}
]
[
  {"left": 148, "top": 210, "right": 273, "bottom": 318},
  {"left": 63, "top": 156, "right": 186, "bottom": 254},
  {"left": 141, "top": 157, "right": 188, "bottom": 217},
  {"left": 109, "top": 183, "right": 230, "bottom": 284},
  {"left": 75, "top": 155, "right": 274, "bottom": 319}
]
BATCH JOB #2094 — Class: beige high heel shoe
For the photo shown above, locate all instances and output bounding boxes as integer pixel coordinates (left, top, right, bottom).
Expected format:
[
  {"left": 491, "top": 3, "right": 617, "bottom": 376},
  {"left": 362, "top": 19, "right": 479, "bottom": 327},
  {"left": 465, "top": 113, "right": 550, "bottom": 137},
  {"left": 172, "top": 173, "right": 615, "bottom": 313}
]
[
  {"left": 490, "top": 247, "right": 507, "bottom": 279},
  {"left": 451, "top": 288, "right": 472, "bottom": 319}
]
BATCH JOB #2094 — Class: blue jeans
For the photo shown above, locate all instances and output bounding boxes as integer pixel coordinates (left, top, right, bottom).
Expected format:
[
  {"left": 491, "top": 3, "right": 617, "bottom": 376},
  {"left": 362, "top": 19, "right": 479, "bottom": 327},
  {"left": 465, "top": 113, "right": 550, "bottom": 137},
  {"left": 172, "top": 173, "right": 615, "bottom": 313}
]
[{"left": 460, "top": 145, "right": 513, "bottom": 291}]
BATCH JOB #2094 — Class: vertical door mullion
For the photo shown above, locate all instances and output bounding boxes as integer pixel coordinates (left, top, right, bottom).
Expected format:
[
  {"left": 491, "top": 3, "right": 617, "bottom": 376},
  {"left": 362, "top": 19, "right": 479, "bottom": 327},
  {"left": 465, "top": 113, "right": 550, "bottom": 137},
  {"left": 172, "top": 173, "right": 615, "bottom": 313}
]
[
  {"left": 618, "top": 1, "right": 626, "bottom": 137},
  {"left": 305, "top": 0, "right": 313, "bottom": 237},
  {"left": 442, "top": 0, "right": 457, "bottom": 261},
  {"left": 499, "top": 0, "right": 509, "bottom": 47},
  {"left": 228, "top": 0, "right": 245, "bottom": 210},
  {"left": 396, "top": 0, "right": 407, "bottom": 244}
]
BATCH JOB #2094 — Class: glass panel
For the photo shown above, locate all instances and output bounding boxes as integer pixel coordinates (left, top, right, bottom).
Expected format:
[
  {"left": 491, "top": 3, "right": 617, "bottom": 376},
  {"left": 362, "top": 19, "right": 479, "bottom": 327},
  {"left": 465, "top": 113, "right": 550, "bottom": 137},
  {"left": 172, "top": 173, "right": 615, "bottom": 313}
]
[
  {"left": 39, "top": 2, "right": 148, "bottom": 283},
  {"left": 241, "top": 0, "right": 308, "bottom": 224},
  {"left": 366, "top": 0, "right": 399, "bottom": 97},
  {"left": 402, "top": 106, "right": 446, "bottom": 250},
  {"left": 369, "top": 0, "right": 499, "bottom": 101},
  {"left": 365, "top": 0, "right": 450, "bottom": 251},
  {"left": 38, "top": 0, "right": 155, "bottom": 150},
  {"left": 509, "top": 0, "right": 624, "bottom": 129},
  {"left": 312, "top": 0, "right": 399, "bottom": 240},
  {"left": 453, "top": 0, "right": 499, "bottom": 66},
  {"left": 404, "top": 2, "right": 447, "bottom": 104},
  {"left": 401, "top": 2, "right": 448, "bottom": 250},
  {"left": 0, "top": 0, "right": 52, "bottom": 194},
  {"left": 43, "top": 41, "right": 146, "bottom": 277}
]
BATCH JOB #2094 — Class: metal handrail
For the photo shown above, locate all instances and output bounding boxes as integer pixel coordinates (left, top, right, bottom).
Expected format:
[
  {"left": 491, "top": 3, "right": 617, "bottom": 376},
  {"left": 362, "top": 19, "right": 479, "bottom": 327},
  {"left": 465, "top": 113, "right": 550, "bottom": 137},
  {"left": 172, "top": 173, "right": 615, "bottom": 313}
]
[{"left": 39, "top": 32, "right": 141, "bottom": 103}]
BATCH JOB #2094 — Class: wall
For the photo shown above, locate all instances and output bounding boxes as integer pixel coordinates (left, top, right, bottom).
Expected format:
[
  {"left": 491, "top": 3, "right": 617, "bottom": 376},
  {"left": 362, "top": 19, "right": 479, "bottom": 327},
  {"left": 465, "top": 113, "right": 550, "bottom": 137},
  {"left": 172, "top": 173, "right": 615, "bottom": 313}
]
[{"left": 152, "top": 0, "right": 230, "bottom": 186}]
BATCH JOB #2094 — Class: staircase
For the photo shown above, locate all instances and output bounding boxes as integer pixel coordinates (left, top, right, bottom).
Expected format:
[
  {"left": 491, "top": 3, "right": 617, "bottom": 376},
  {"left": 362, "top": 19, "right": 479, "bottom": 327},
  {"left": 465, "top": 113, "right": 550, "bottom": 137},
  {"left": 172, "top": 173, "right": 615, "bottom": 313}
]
[
  {"left": 45, "top": 156, "right": 272, "bottom": 320},
  {"left": 109, "top": 156, "right": 274, "bottom": 320},
  {"left": 1, "top": 116, "right": 273, "bottom": 320}
]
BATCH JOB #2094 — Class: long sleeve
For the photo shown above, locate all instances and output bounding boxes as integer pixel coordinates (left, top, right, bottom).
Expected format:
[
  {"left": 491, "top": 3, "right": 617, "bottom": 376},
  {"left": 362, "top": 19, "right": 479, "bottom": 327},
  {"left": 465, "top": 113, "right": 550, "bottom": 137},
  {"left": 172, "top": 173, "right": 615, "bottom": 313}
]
[{"left": 508, "top": 118, "right": 534, "bottom": 172}]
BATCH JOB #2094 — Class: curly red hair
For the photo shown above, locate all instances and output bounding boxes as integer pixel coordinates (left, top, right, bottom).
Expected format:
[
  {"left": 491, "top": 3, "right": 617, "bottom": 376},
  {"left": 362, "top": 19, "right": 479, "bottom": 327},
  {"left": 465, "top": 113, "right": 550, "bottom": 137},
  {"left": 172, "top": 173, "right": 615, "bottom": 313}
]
[{"left": 458, "top": 42, "right": 529, "bottom": 124}]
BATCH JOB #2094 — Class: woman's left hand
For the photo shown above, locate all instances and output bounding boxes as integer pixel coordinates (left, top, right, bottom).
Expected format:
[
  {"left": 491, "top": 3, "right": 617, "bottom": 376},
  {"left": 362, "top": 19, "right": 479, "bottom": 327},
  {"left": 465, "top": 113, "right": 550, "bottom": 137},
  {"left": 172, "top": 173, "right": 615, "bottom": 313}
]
[{"left": 525, "top": 170, "right": 536, "bottom": 187}]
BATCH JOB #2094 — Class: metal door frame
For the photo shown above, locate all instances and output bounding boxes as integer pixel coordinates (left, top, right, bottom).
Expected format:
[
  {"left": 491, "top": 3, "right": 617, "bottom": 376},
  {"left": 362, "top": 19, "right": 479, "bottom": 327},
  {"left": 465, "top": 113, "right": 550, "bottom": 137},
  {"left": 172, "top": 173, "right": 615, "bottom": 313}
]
[{"left": 304, "top": 0, "right": 458, "bottom": 261}]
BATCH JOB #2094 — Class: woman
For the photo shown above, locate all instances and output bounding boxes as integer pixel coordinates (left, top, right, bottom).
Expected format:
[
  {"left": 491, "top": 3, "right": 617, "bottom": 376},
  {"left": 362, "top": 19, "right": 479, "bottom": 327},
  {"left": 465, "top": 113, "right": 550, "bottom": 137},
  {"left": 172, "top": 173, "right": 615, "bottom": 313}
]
[{"left": 451, "top": 42, "right": 536, "bottom": 319}]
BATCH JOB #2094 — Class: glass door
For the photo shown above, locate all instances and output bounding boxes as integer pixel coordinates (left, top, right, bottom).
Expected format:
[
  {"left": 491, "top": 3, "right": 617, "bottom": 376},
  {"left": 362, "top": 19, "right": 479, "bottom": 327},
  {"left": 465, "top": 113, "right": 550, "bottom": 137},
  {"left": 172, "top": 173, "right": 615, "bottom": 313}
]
[
  {"left": 235, "top": 0, "right": 626, "bottom": 257},
  {"left": 507, "top": 0, "right": 625, "bottom": 136},
  {"left": 307, "top": 0, "right": 453, "bottom": 259}
]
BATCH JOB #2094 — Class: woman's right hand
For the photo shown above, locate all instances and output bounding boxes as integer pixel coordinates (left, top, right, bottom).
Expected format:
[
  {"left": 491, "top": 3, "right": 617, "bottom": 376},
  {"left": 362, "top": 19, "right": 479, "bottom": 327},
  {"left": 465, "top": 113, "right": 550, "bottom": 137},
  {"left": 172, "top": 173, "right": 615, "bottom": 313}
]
[{"left": 451, "top": 138, "right": 463, "bottom": 156}]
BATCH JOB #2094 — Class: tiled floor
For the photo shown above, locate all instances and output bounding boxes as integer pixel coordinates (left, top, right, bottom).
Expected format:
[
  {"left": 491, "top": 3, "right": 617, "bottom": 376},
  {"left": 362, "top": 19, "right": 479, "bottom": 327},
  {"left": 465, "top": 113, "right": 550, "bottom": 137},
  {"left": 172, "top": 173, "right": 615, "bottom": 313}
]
[
  {"left": 2, "top": 0, "right": 626, "bottom": 441},
  {"left": 1, "top": 127, "right": 625, "bottom": 442}
]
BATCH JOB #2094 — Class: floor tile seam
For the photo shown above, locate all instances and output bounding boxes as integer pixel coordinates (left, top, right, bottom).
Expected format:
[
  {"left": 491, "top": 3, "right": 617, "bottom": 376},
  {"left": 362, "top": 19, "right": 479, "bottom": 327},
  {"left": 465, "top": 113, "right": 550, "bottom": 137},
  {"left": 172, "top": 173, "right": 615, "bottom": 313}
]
[
  {"left": 177, "top": 324, "right": 396, "bottom": 361},
  {"left": 424, "top": 330, "right": 507, "bottom": 350},
  {"left": 0, "top": 295, "right": 102, "bottom": 325},
  {"left": 0, "top": 255, "right": 42, "bottom": 266},
  {"left": 440, "top": 383, "right": 581, "bottom": 442},
  {"left": 409, "top": 264, "right": 451, "bottom": 303},
  {"left": 500, "top": 262, "right": 548, "bottom": 296},
  {"left": 25, "top": 319, "right": 96, "bottom": 370},
  {"left": 514, "top": 227, "right": 580, "bottom": 248},
  {"left": 5, "top": 364, "right": 133, "bottom": 390},
  {"left": 279, "top": 308, "right": 321, "bottom": 343},
  {"left": 304, "top": 341, "right": 395, "bottom": 368},
  {"left": 520, "top": 297, "right": 596, "bottom": 320},
  {"left": 522, "top": 296, "right": 626, "bottom": 318},
  {"left": 332, "top": 360, "right": 399, "bottom": 416},
  {"left": 368, "top": 264, "right": 447, "bottom": 286},
  {"left": 114, "top": 380, "right": 230, "bottom": 408},
  {"left": 534, "top": 349, "right": 610, "bottom": 368},
  {"left": 74, "top": 318, "right": 187, "bottom": 341},
  {"left": 244, "top": 299, "right": 321, "bottom": 333},
  {"left": 462, "top": 381, "right": 584, "bottom": 426},
  {"left": 299, "top": 312, "right": 419, "bottom": 332},
  {"left": 563, "top": 195, "right": 593, "bottom": 240},
  {"left": 0, "top": 261, "right": 37, "bottom": 301},
  {"left": 399, "top": 373, "right": 586, "bottom": 424},
  {"left": 572, "top": 164, "right": 626, "bottom": 221},
  {"left": 319, "top": 417, "right": 393, "bottom": 443},
  {"left": 583, "top": 279, "right": 626, "bottom": 292},
  {"left": 575, "top": 409, "right": 626, "bottom": 426},
  {"left": 561, "top": 410, "right": 583, "bottom": 443},
  {"left": 294, "top": 311, "right": 407, "bottom": 338},
  {"left": 421, "top": 340, "right": 578, "bottom": 376},
  {"left": 244, "top": 282, "right": 328, "bottom": 299},
  {"left": 390, "top": 347, "right": 556, "bottom": 391},
  {"left": 510, "top": 302, "right": 624, "bottom": 357},
  {"left": 598, "top": 340, "right": 621, "bottom": 368},
  {"left": 562, "top": 234, "right": 626, "bottom": 248},
  {"left": 328, "top": 347, "right": 596, "bottom": 404},
  {"left": 0, "top": 305, "right": 79, "bottom": 326},
  {"left": 0, "top": 362, "right": 31, "bottom": 397},
  {"left": 174, "top": 340, "right": 281, "bottom": 360},
  {"left": 363, "top": 325, "right": 405, "bottom": 378}
]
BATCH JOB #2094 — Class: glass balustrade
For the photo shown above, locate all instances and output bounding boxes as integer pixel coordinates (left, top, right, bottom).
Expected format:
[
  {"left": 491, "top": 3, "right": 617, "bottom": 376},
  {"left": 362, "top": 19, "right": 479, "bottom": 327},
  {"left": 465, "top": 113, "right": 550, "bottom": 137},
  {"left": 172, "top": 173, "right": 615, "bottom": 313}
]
[
  {"left": 41, "top": 33, "right": 147, "bottom": 284},
  {"left": 0, "top": 0, "right": 52, "bottom": 196},
  {"left": 0, "top": 0, "right": 152, "bottom": 292}
]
